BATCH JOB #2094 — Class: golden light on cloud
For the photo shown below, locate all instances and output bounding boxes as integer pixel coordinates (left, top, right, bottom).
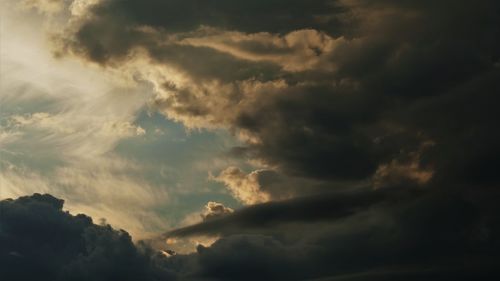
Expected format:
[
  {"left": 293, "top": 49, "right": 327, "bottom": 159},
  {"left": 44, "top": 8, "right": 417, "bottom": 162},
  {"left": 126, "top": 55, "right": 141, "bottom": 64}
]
[
  {"left": 2, "top": 0, "right": 500, "bottom": 279},
  {"left": 0, "top": 0, "right": 168, "bottom": 239}
]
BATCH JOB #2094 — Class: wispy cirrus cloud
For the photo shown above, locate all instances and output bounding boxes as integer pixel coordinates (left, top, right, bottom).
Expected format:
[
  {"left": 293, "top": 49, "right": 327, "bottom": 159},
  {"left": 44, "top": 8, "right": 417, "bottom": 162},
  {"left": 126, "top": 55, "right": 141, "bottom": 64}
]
[{"left": 0, "top": 1, "right": 167, "bottom": 238}]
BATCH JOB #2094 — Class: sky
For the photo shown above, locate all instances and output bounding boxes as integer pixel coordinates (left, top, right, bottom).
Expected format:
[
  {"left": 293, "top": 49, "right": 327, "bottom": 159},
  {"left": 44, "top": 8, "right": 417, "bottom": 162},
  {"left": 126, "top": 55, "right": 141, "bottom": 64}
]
[{"left": 1, "top": 0, "right": 500, "bottom": 280}]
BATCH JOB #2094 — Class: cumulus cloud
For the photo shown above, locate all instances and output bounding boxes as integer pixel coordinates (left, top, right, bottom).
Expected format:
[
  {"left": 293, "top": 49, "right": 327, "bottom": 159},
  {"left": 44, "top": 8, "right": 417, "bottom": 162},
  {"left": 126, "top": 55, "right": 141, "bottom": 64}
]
[
  {"left": 166, "top": 187, "right": 399, "bottom": 237},
  {"left": 0, "top": 193, "right": 175, "bottom": 281},
  {"left": 166, "top": 186, "right": 500, "bottom": 280},
  {"left": 5, "top": 0, "right": 500, "bottom": 280},
  {"left": 0, "top": 2, "right": 166, "bottom": 238},
  {"left": 3, "top": 190, "right": 500, "bottom": 281},
  {"left": 211, "top": 167, "right": 271, "bottom": 205},
  {"left": 39, "top": 0, "right": 499, "bottom": 188},
  {"left": 201, "top": 201, "right": 234, "bottom": 221},
  {"left": 157, "top": 201, "right": 234, "bottom": 255},
  {"left": 211, "top": 166, "right": 319, "bottom": 204},
  {"left": 0, "top": 156, "right": 169, "bottom": 239}
]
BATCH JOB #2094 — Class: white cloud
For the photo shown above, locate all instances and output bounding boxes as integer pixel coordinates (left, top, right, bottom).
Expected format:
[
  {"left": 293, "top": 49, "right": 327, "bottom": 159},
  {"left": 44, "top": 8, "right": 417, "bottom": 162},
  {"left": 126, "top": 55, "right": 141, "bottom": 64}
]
[
  {"left": 10, "top": 112, "right": 76, "bottom": 133},
  {"left": 0, "top": 3, "right": 166, "bottom": 239},
  {"left": 0, "top": 130, "right": 23, "bottom": 147},
  {"left": 0, "top": 156, "right": 169, "bottom": 239},
  {"left": 101, "top": 120, "right": 146, "bottom": 137}
]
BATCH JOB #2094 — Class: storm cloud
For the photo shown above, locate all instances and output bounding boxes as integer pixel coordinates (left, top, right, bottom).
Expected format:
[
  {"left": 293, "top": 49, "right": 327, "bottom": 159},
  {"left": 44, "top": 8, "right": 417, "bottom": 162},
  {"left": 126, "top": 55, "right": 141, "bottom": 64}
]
[
  {"left": 4, "top": 0, "right": 500, "bottom": 280},
  {"left": 46, "top": 0, "right": 500, "bottom": 187},
  {"left": 166, "top": 185, "right": 500, "bottom": 280},
  {"left": 0, "top": 193, "right": 175, "bottom": 281}
]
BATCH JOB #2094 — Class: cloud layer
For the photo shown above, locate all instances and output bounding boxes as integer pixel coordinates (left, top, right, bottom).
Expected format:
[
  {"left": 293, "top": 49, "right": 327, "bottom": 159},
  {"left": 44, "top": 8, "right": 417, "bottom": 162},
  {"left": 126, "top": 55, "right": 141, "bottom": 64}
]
[
  {"left": 3, "top": 0, "right": 500, "bottom": 280},
  {"left": 4, "top": 190, "right": 499, "bottom": 280},
  {"left": 45, "top": 0, "right": 500, "bottom": 189}
]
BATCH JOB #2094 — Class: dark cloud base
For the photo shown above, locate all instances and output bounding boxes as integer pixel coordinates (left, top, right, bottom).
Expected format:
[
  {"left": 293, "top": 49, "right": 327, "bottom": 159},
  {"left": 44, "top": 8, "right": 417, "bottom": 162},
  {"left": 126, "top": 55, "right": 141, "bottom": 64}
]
[
  {"left": 2, "top": 191, "right": 500, "bottom": 281},
  {"left": 0, "top": 194, "right": 175, "bottom": 281},
  {"left": 52, "top": 0, "right": 500, "bottom": 185},
  {"left": 166, "top": 184, "right": 500, "bottom": 280},
  {"left": 8, "top": 0, "right": 500, "bottom": 280}
]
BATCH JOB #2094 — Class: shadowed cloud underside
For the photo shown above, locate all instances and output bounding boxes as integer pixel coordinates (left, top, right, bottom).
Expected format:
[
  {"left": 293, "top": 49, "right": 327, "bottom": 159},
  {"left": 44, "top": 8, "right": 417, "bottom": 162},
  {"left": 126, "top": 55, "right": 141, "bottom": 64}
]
[{"left": 1, "top": 0, "right": 500, "bottom": 280}]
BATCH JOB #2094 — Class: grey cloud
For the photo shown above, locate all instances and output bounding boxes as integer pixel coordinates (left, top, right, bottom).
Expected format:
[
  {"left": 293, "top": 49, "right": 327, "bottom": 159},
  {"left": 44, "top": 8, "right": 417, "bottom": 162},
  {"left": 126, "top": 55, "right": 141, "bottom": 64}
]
[
  {"left": 89, "top": 0, "right": 345, "bottom": 34},
  {"left": 213, "top": 167, "right": 327, "bottom": 201},
  {"left": 3, "top": 190, "right": 499, "bottom": 281},
  {"left": 166, "top": 186, "right": 500, "bottom": 280},
  {"left": 13, "top": 1, "right": 500, "bottom": 280},
  {"left": 162, "top": 168, "right": 500, "bottom": 280},
  {"left": 48, "top": 0, "right": 500, "bottom": 187},
  {"left": 0, "top": 193, "right": 174, "bottom": 281},
  {"left": 166, "top": 186, "right": 413, "bottom": 237}
]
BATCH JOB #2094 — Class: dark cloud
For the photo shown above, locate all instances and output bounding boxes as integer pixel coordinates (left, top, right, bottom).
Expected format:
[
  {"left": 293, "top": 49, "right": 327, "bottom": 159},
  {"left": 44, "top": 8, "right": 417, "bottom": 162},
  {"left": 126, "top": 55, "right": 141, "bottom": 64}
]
[
  {"left": 15, "top": 0, "right": 500, "bottom": 280},
  {"left": 166, "top": 186, "right": 500, "bottom": 280},
  {"left": 50, "top": 0, "right": 500, "bottom": 187},
  {"left": 89, "top": 0, "right": 345, "bottom": 34},
  {"left": 166, "top": 187, "right": 412, "bottom": 237},
  {"left": 3, "top": 190, "right": 499, "bottom": 280},
  {"left": 0, "top": 193, "right": 174, "bottom": 281}
]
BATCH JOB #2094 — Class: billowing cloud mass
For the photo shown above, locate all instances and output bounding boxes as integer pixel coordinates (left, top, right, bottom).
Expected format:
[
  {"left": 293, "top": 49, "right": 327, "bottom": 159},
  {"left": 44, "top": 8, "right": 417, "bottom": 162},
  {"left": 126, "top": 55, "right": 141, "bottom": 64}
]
[
  {"left": 0, "top": 194, "right": 175, "bottom": 280},
  {"left": 211, "top": 167, "right": 272, "bottom": 205},
  {"left": 211, "top": 166, "right": 312, "bottom": 204},
  {"left": 201, "top": 201, "right": 234, "bottom": 221},
  {"left": 4, "top": 190, "right": 500, "bottom": 280},
  {"left": 43, "top": 0, "right": 500, "bottom": 187},
  {"left": 2, "top": 0, "right": 500, "bottom": 280}
]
